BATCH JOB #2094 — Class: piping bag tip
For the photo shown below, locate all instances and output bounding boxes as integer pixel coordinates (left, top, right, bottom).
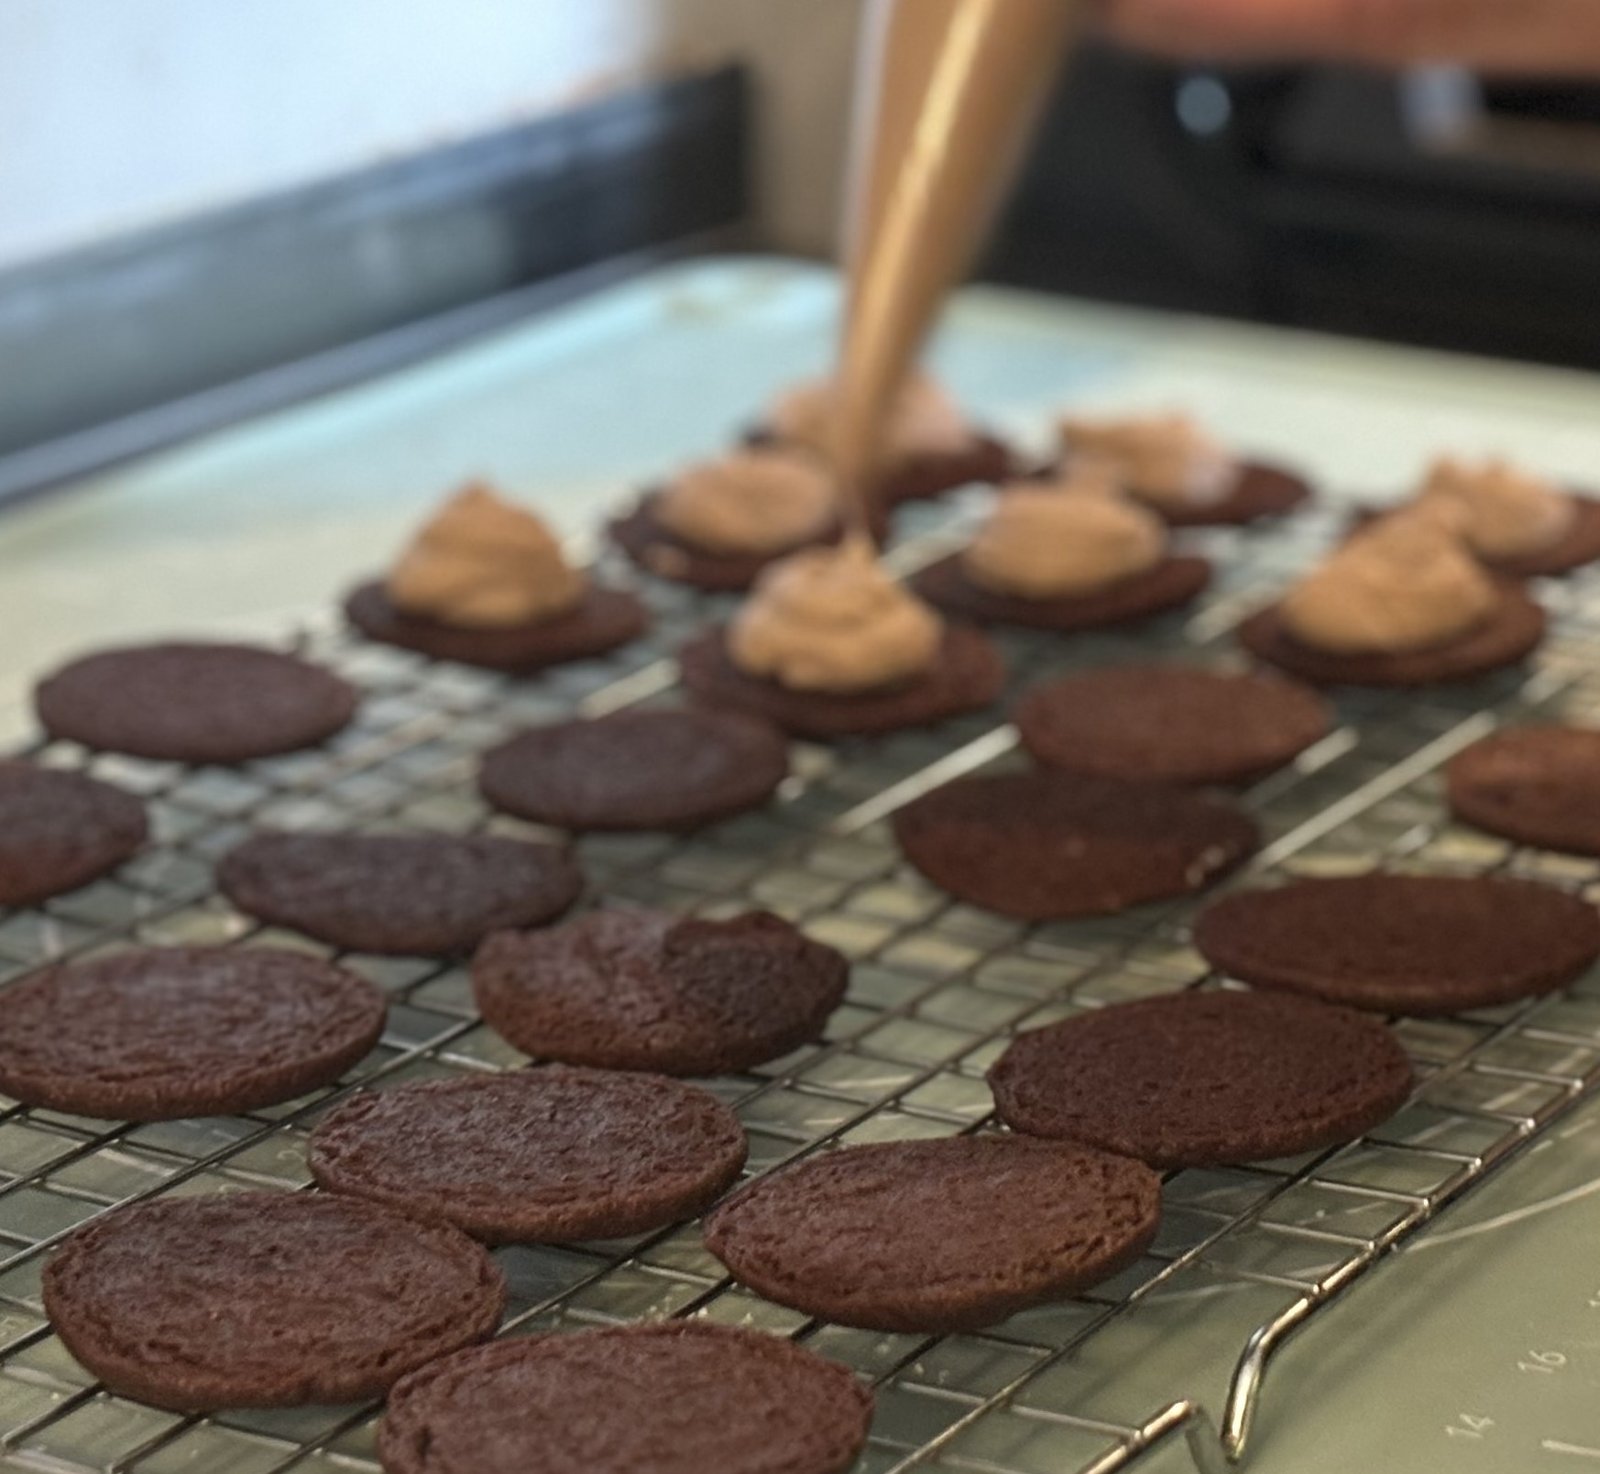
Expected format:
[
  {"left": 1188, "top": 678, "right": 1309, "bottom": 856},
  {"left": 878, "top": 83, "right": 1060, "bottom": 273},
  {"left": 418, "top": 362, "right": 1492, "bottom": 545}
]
[{"left": 831, "top": 0, "right": 1083, "bottom": 536}]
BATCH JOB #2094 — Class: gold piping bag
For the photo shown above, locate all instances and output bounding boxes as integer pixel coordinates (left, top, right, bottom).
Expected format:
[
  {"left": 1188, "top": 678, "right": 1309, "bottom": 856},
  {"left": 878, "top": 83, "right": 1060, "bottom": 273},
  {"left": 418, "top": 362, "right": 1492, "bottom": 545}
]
[{"left": 831, "top": 0, "right": 1083, "bottom": 540}]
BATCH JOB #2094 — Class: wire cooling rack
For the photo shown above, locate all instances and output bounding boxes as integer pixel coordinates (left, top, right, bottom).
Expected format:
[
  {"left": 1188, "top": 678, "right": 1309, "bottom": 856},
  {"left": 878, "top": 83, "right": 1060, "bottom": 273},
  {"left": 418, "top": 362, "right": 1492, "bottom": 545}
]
[{"left": 3, "top": 500, "right": 1600, "bottom": 1474}]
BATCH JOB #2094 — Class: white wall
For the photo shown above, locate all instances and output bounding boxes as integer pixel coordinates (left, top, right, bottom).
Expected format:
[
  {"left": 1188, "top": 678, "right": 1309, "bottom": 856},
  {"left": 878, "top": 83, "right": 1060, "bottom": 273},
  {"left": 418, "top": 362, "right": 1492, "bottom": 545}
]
[{"left": 0, "top": 0, "right": 860, "bottom": 272}]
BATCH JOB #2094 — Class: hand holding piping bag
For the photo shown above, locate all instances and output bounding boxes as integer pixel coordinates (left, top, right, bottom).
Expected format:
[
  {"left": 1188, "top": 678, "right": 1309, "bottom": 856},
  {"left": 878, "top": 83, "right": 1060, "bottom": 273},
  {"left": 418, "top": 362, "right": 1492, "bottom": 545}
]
[{"left": 1101, "top": 0, "right": 1600, "bottom": 74}]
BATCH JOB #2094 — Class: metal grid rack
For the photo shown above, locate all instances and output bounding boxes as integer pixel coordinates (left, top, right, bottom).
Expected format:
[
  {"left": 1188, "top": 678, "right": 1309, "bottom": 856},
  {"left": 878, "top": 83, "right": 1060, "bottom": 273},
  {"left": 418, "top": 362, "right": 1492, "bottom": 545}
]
[{"left": 2, "top": 502, "right": 1600, "bottom": 1474}]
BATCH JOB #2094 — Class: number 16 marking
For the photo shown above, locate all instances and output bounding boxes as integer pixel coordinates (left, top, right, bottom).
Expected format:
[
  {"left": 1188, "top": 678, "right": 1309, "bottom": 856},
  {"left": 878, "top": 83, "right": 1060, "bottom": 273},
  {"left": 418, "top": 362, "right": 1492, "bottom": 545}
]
[{"left": 1519, "top": 1350, "right": 1567, "bottom": 1374}]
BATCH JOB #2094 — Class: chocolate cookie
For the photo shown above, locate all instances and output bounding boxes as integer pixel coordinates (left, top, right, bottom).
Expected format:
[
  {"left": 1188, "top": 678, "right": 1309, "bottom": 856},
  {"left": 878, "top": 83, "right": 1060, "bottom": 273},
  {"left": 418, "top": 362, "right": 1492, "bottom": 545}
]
[
  {"left": 1483, "top": 495, "right": 1600, "bottom": 579},
  {"left": 989, "top": 991, "right": 1415, "bottom": 1168},
  {"left": 345, "top": 580, "right": 648, "bottom": 673},
  {"left": 1193, "top": 874, "right": 1600, "bottom": 1015},
  {"left": 679, "top": 625, "right": 1004, "bottom": 740},
  {"left": 1448, "top": 727, "right": 1600, "bottom": 856},
  {"left": 703, "top": 1136, "right": 1160, "bottom": 1332},
  {"left": 1014, "top": 665, "right": 1334, "bottom": 786},
  {"left": 878, "top": 433, "right": 1015, "bottom": 505},
  {"left": 479, "top": 709, "right": 789, "bottom": 832},
  {"left": 378, "top": 1321, "right": 873, "bottom": 1474},
  {"left": 310, "top": 1067, "right": 747, "bottom": 1243},
  {"left": 911, "top": 553, "right": 1211, "bottom": 632},
  {"left": 1238, "top": 582, "right": 1545, "bottom": 687},
  {"left": 0, "top": 946, "right": 386, "bottom": 1120},
  {"left": 1352, "top": 495, "right": 1600, "bottom": 579},
  {"left": 0, "top": 761, "right": 148, "bottom": 907},
  {"left": 44, "top": 1192, "right": 504, "bottom": 1410},
  {"left": 473, "top": 910, "right": 848, "bottom": 1076},
  {"left": 34, "top": 642, "right": 358, "bottom": 763},
  {"left": 218, "top": 830, "right": 582, "bottom": 955},
  {"left": 1157, "top": 462, "right": 1311, "bottom": 527},
  {"left": 893, "top": 770, "right": 1259, "bottom": 920},
  {"left": 1038, "top": 460, "right": 1310, "bottom": 526},
  {"left": 610, "top": 492, "right": 846, "bottom": 592},
  {"left": 749, "top": 425, "right": 1013, "bottom": 508}
]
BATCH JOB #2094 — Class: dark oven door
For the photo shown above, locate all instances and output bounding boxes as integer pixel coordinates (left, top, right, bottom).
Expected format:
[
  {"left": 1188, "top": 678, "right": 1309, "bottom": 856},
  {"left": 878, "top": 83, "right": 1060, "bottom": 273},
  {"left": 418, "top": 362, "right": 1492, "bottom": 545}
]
[{"left": 985, "top": 40, "right": 1600, "bottom": 370}]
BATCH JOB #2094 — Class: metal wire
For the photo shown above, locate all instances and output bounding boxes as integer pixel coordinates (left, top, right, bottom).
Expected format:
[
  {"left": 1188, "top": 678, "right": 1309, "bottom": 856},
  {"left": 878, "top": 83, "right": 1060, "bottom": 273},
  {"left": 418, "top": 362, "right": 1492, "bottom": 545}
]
[{"left": 1, "top": 506, "right": 1599, "bottom": 1474}]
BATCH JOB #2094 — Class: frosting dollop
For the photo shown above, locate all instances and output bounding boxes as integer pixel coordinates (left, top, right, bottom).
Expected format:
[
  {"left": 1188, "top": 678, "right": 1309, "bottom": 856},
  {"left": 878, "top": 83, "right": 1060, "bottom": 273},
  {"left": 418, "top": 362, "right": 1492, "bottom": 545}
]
[
  {"left": 768, "top": 372, "right": 973, "bottom": 466},
  {"left": 729, "top": 539, "right": 942, "bottom": 693},
  {"left": 1415, "top": 455, "right": 1574, "bottom": 559},
  {"left": 1059, "top": 413, "right": 1237, "bottom": 510},
  {"left": 387, "top": 483, "right": 586, "bottom": 628},
  {"left": 654, "top": 449, "right": 837, "bottom": 555},
  {"left": 963, "top": 472, "right": 1167, "bottom": 598},
  {"left": 1280, "top": 514, "right": 1498, "bottom": 655}
]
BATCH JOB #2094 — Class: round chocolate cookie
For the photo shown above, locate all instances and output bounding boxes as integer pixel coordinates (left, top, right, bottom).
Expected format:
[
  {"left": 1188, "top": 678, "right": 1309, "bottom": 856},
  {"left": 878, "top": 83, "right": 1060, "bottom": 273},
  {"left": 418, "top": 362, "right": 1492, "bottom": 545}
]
[
  {"left": 35, "top": 642, "right": 358, "bottom": 764},
  {"left": 749, "top": 424, "right": 1013, "bottom": 509},
  {"left": 911, "top": 553, "right": 1211, "bottom": 632},
  {"left": 1157, "top": 461, "right": 1311, "bottom": 528},
  {"left": 218, "top": 830, "right": 582, "bottom": 955},
  {"left": 1352, "top": 494, "right": 1600, "bottom": 580},
  {"left": 1448, "top": 726, "right": 1600, "bottom": 856},
  {"left": 989, "top": 990, "right": 1415, "bottom": 1168},
  {"left": 1489, "top": 495, "right": 1600, "bottom": 579},
  {"left": 345, "top": 580, "right": 649, "bottom": 673},
  {"left": 679, "top": 625, "right": 1004, "bottom": 740},
  {"left": 1014, "top": 665, "right": 1335, "bottom": 786},
  {"left": 479, "top": 709, "right": 790, "bottom": 832},
  {"left": 378, "top": 1321, "right": 873, "bottom": 1474},
  {"left": 1193, "top": 874, "right": 1600, "bottom": 1015},
  {"left": 703, "top": 1136, "right": 1160, "bottom": 1333},
  {"left": 310, "top": 1067, "right": 747, "bottom": 1243},
  {"left": 1238, "top": 582, "right": 1545, "bottom": 688},
  {"left": 44, "top": 1192, "right": 504, "bottom": 1410},
  {"left": 876, "top": 432, "right": 1014, "bottom": 506},
  {"left": 0, "top": 946, "right": 386, "bottom": 1120},
  {"left": 610, "top": 492, "right": 845, "bottom": 593},
  {"left": 473, "top": 910, "right": 848, "bottom": 1076},
  {"left": 0, "top": 761, "right": 148, "bottom": 907},
  {"left": 893, "top": 770, "right": 1259, "bottom": 920},
  {"left": 1040, "top": 460, "right": 1310, "bottom": 526}
]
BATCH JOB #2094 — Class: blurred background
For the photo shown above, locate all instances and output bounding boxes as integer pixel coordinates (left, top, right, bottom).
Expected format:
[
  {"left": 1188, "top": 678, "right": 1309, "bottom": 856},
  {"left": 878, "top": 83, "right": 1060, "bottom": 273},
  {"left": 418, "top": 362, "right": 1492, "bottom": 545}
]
[{"left": 6, "top": 0, "right": 1600, "bottom": 498}]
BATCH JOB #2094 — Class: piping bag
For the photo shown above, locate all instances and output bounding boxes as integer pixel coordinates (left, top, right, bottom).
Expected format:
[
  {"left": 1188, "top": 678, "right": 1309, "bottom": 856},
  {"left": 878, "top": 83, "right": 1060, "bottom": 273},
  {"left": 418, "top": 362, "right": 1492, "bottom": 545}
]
[{"left": 830, "top": 0, "right": 1084, "bottom": 535}]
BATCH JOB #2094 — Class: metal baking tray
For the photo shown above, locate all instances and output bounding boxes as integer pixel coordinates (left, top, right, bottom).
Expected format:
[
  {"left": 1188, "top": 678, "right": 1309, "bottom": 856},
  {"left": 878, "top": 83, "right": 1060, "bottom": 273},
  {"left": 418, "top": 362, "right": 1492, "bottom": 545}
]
[{"left": 2, "top": 488, "right": 1600, "bottom": 1474}]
